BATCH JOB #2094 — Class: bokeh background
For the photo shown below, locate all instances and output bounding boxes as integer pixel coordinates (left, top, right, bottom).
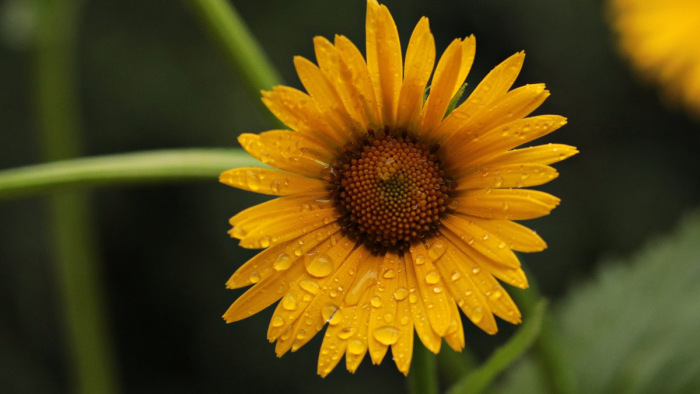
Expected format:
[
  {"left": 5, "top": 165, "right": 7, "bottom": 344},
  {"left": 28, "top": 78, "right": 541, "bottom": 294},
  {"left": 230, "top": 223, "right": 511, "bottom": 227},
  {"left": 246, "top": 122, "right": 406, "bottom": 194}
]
[{"left": 2, "top": 0, "right": 700, "bottom": 392}]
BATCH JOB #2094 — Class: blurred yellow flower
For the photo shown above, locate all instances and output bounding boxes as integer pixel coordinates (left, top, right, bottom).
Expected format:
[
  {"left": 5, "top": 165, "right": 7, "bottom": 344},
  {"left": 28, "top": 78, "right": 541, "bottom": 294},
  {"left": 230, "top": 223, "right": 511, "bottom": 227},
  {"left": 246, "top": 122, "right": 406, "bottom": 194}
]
[
  {"left": 611, "top": 0, "right": 700, "bottom": 114},
  {"left": 221, "top": 0, "right": 576, "bottom": 377}
]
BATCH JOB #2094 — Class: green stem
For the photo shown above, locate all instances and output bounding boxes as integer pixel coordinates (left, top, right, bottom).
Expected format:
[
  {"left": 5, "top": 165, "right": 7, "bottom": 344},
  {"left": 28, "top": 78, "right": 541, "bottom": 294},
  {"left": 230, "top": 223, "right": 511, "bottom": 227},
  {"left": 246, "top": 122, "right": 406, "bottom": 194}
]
[
  {"left": 0, "top": 149, "right": 258, "bottom": 200},
  {"left": 513, "top": 268, "right": 575, "bottom": 394},
  {"left": 33, "top": 0, "right": 118, "bottom": 393},
  {"left": 188, "top": 0, "right": 284, "bottom": 127},
  {"left": 408, "top": 342, "right": 439, "bottom": 394}
]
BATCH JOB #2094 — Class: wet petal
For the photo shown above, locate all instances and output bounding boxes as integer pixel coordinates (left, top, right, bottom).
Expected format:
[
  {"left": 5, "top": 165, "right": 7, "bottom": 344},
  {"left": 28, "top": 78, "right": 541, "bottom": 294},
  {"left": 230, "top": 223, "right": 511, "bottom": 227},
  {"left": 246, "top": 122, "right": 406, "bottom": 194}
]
[
  {"left": 451, "top": 188, "right": 560, "bottom": 221},
  {"left": 396, "top": 17, "right": 435, "bottom": 132},
  {"left": 421, "top": 38, "right": 464, "bottom": 134},
  {"left": 220, "top": 167, "right": 327, "bottom": 196},
  {"left": 237, "top": 209, "right": 340, "bottom": 249},
  {"left": 334, "top": 35, "right": 381, "bottom": 129},
  {"left": 409, "top": 241, "right": 454, "bottom": 336},
  {"left": 454, "top": 163, "right": 559, "bottom": 190},
  {"left": 368, "top": 252, "right": 400, "bottom": 364}
]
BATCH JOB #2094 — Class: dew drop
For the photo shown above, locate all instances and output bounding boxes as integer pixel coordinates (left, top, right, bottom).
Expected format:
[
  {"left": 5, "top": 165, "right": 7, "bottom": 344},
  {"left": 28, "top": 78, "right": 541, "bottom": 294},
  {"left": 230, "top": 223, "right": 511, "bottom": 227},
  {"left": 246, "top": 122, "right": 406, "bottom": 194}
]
[
  {"left": 482, "top": 234, "right": 489, "bottom": 241},
  {"left": 490, "top": 289, "right": 503, "bottom": 300},
  {"left": 408, "top": 294, "right": 418, "bottom": 304},
  {"left": 248, "top": 271, "right": 261, "bottom": 284},
  {"left": 400, "top": 316, "right": 410, "bottom": 325},
  {"left": 273, "top": 254, "right": 292, "bottom": 271},
  {"left": 245, "top": 170, "right": 261, "bottom": 191},
  {"left": 294, "top": 247, "right": 303, "bottom": 257},
  {"left": 450, "top": 270, "right": 462, "bottom": 282},
  {"left": 373, "top": 326, "right": 400, "bottom": 345},
  {"left": 427, "top": 241, "right": 446, "bottom": 260},
  {"left": 271, "top": 316, "right": 285, "bottom": 327},
  {"left": 433, "top": 286, "right": 443, "bottom": 294},
  {"left": 425, "top": 271, "right": 440, "bottom": 284},
  {"left": 259, "top": 236, "right": 271, "bottom": 248},
  {"left": 282, "top": 294, "right": 297, "bottom": 311},
  {"left": 384, "top": 312, "right": 394, "bottom": 323},
  {"left": 415, "top": 254, "right": 426, "bottom": 265},
  {"left": 393, "top": 287, "right": 408, "bottom": 301},
  {"left": 498, "top": 241, "right": 506, "bottom": 249},
  {"left": 299, "top": 280, "right": 320, "bottom": 295},
  {"left": 305, "top": 254, "right": 333, "bottom": 277},
  {"left": 448, "top": 199, "right": 460, "bottom": 210},
  {"left": 383, "top": 269, "right": 396, "bottom": 279},
  {"left": 472, "top": 267, "right": 481, "bottom": 274},
  {"left": 471, "top": 307, "right": 484, "bottom": 323},
  {"left": 337, "top": 327, "right": 356, "bottom": 339},
  {"left": 347, "top": 339, "right": 366, "bottom": 355},
  {"left": 370, "top": 296, "right": 383, "bottom": 308},
  {"left": 270, "top": 178, "right": 281, "bottom": 194}
]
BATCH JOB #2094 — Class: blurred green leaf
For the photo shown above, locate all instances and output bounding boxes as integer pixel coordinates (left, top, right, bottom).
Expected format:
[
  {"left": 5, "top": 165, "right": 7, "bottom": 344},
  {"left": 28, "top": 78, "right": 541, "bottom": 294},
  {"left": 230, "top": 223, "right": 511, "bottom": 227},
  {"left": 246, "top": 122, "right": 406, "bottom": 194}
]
[
  {"left": 496, "top": 210, "right": 700, "bottom": 393},
  {"left": 447, "top": 301, "right": 547, "bottom": 394}
]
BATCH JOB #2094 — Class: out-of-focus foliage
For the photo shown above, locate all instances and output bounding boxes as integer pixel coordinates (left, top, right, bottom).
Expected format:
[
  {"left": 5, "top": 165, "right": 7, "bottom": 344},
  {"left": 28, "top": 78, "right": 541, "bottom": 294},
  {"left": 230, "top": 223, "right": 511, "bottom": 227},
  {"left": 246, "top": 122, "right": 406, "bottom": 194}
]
[{"left": 497, "top": 210, "right": 700, "bottom": 393}]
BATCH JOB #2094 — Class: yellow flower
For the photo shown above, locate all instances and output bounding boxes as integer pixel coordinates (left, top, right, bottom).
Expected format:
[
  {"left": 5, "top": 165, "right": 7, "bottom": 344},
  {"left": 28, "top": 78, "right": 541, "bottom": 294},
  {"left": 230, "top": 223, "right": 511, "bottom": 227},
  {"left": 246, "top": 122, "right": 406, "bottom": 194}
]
[
  {"left": 221, "top": 0, "right": 576, "bottom": 377},
  {"left": 610, "top": 0, "right": 700, "bottom": 114}
]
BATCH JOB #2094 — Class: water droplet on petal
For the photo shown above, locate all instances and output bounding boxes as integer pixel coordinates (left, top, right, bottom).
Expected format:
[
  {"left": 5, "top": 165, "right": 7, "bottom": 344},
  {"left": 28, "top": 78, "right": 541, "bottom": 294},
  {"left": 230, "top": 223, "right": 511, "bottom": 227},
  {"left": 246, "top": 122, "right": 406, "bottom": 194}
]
[
  {"left": 393, "top": 287, "right": 408, "bottom": 301},
  {"left": 383, "top": 269, "right": 396, "bottom": 279},
  {"left": 472, "top": 267, "right": 480, "bottom": 274},
  {"left": 337, "top": 327, "right": 356, "bottom": 339},
  {"left": 294, "top": 247, "right": 303, "bottom": 257},
  {"left": 433, "top": 286, "right": 443, "bottom": 294},
  {"left": 273, "top": 254, "right": 292, "bottom": 271},
  {"left": 471, "top": 307, "right": 484, "bottom": 323},
  {"left": 427, "top": 241, "right": 446, "bottom": 260},
  {"left": 373, "top": 325, "right": 400, "bottom": 345},
  {"left": 299, "top": 280, "right": 320, "bottom": 295},
  {"left": 271, "top": 316, "right": 285, "bottom": 327},
  {"left": 450, "top": 270, "right": 462, "bottom": 282},
  {"left": 384, "top": 312, "right": 394, "bottom": 323},
  {"left": 347, "top": 339, "right": 366, "bottom": 355},
  {"left": 425, "top": 271, "right": 440, "bottom": 284},
  {"left": 259, "top": 236, "right": 271, "bottom": 248},
  {"left": 282, "top": 294, "right": 297, "bottom": 311},
  {"left": 248, "top": 271, "right": 261, "bottom": 284},
  {"left": 245, "top": 170, "right": 261, "bottom": 191},
  {"left": 305, "top": 254, "right": 333, "bottom": 277},
  {"left": 370, "top": 296, "right": 383, "bottom": 308},
  {"left": 408, "top": 294, "right": 418, "bottom": 304},
  {"left": 415, "top": 254, "right": 426, "bottom": 265}
]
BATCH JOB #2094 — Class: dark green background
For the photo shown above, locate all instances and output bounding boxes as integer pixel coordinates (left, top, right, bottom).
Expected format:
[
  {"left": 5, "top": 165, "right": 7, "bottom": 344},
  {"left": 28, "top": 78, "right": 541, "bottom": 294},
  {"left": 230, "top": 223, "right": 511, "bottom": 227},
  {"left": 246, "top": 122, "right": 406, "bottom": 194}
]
[{"left": 1, "top": 0, "right": 699, "bottom": 392}]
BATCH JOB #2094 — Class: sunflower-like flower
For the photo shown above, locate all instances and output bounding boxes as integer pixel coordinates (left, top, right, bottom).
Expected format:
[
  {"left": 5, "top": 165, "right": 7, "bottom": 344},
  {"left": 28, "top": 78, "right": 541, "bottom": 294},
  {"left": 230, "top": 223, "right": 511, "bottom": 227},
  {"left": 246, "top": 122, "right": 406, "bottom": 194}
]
[
  {"left": 610, "top": 0, "right": 700, "bottom": 114},
  {"left": 221, "top": 0, "right": 576, "bottom": 377}
]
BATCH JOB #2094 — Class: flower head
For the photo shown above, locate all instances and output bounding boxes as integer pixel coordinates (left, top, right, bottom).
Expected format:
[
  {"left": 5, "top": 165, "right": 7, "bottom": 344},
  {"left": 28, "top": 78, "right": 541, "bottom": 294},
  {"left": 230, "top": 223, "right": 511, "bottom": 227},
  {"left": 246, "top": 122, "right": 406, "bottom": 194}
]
[
  {"left": 221, "top": 0, "right": 577, "bottom": 376},
  {"left": 610, "top": 0, "right": 700, "bottom": 115}
]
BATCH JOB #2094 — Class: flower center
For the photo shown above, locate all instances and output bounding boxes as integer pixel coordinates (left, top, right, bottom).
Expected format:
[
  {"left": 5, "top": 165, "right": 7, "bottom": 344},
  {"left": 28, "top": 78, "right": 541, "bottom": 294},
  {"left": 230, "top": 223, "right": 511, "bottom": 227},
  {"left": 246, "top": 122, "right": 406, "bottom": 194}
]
[{"left": 329, "top": 131, "right": 450, "bottom": 253}]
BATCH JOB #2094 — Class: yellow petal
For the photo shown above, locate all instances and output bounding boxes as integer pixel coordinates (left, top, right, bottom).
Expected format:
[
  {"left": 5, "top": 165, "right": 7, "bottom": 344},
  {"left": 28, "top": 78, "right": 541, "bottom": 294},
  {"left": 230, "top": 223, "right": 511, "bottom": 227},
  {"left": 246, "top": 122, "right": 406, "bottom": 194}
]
[
  {"left": 451, "top": 188, "right": 560, "bottom": 221},
  {"left": 439, "top": 83, "right": 550, "bottom": 147},
  {"left": 334, "top": 35, "right": 381, "bottom": 129},
  {"left": 487, "top": 143, "right": 579, "bottom": 167},
  {"left": 366, "top": 0, "right": 402, "bottom": 126},
  {"left": 433, "top": 239, "right": 498, "bottom": 334},
  {"left": 368, "top": 252, "right": 400, "bottom": 364},
  {"left": 405, "top": 250, "right": 441, "bottom": 354},
  {"left": 391, "top": 254, "right": 414, "bottom": 375},
  {"left": 421, "top": 38, "right": 464, "bottom": 134},
  {"left": 435, "top": 52, "right": 526, "bottom": 142},
  {"left": 256, "top": 129, "right": 336, "bottom": 164},
  {"left": 226, "top": 222, "right": 341, "bottom": 289},
  {"left": 314, "top": 36, "right": 368, "bottom": 131},
  {"left": 237, "top": 209, "right": 340, "bottom": 249},
  {"left": 229, "top": 193, "right": 330, "bottom": 235},
  {"left": 261, "top": 86, "right": 344, "bottom": 150},
  {"left": 464, "top": 217, "right": 547, "bottom": 253},
  {"left": 453, "top": 163, "right": 559, "bottom": 190},
  {"left": 294, "top": 55, "right": 360, "bottom": 141},
  {"left": 446, "top": 115, "right": 568, "bottom": 170},
  {"left": 396, "top": 17, "right": 435, "bottom": 132},
  {"left": 268, "top": 236, "right": 359, "bottom": 345},
  {"left": 409, "top": 241, "right": 454, "bottom": 336},
  {"left": 223, "top": 258, "right": 307, "bottom": 323},
  {"left": 443, "top": 301, "right": 465, "bottom": 351},
  {"left": 238, "top": 133, "right": 328, "bottom": 178},
  {"left": 442, "top": 228, "right": 529, "bottom": 289},
  {"left": 220, "top": 167, "right": 327, "bottom": 196},
  {"left": 453, "top": 35, "right": 476, "bottom": 98},
  {"left": 344, "top": 283, "right": 374, "bottom": 373},
  {"left": 442, "top": 214, "right": 521, "bottom": 268}
]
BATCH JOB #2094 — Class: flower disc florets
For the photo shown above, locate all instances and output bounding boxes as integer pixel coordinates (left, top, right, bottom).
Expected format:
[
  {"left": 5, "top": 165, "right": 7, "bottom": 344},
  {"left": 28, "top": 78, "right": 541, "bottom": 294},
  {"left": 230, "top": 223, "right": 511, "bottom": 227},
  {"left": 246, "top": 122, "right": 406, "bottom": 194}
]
[{"left": 329, "top": 129, "right": 451, "bottom": 253}]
